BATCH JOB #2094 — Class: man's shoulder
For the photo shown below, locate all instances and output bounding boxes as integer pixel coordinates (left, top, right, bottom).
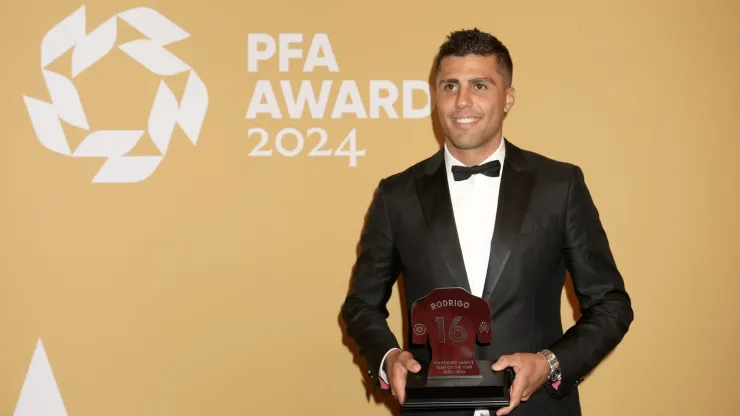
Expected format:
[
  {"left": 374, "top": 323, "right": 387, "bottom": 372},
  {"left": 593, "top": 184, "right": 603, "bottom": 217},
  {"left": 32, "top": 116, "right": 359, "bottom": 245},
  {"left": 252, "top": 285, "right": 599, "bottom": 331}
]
[
  {"left": 510, "top": 142, "right": 581, "bottom": 182},
  {"left": 378, "top": 149, "right": 442, "bottom": 189}
]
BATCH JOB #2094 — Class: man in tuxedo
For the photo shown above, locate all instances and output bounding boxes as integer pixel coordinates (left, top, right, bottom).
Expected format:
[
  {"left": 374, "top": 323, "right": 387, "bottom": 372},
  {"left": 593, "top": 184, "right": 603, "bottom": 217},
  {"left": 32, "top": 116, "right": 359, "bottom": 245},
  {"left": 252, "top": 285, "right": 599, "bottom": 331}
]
[{"left": 341, "top": 28, "right": 633, "bottom": 416}]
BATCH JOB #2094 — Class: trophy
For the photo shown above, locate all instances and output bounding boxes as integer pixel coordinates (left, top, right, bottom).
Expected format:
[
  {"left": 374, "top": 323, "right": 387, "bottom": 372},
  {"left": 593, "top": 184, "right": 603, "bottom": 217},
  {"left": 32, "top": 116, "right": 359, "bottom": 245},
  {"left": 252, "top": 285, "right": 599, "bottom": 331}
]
[{"left": 402, "top": 287, "right": 514, "bottom": 410}]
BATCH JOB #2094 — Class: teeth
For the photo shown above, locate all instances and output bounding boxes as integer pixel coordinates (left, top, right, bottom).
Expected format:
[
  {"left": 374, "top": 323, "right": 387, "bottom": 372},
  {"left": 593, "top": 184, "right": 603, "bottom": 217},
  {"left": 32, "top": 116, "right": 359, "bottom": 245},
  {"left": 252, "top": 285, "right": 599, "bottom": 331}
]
[{"left": 455, "top": 117, "right": 479, "bottom": 124}]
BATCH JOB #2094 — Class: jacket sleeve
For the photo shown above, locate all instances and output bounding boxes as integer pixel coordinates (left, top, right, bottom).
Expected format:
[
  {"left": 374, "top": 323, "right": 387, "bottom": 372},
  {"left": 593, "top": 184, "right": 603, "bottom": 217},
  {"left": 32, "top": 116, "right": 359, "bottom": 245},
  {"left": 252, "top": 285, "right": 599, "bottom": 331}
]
[
  {"left": 546, "top": 165, "right": 634, "bottom": 399},
  {"left": 341, "top": 179, "right": 402, "bottom": 388}
]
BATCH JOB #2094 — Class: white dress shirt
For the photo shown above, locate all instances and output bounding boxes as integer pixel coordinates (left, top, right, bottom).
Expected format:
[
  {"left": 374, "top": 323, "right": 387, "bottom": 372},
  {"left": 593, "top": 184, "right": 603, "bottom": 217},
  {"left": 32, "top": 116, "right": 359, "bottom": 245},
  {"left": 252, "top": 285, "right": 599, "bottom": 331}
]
[
  {"left": 379, "top": 139, "right": 506, "bottom": 416},
  {"left": 444, "top": 139, "right": 505, "bottom": 299}
]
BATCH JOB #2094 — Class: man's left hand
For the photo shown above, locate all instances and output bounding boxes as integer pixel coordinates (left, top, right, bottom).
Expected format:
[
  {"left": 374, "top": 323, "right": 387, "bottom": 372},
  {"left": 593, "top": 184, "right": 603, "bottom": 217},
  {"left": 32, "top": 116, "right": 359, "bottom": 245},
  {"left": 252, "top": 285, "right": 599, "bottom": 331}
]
[{"left": 491, "top": 352, "right": 551, "bottom": 416}]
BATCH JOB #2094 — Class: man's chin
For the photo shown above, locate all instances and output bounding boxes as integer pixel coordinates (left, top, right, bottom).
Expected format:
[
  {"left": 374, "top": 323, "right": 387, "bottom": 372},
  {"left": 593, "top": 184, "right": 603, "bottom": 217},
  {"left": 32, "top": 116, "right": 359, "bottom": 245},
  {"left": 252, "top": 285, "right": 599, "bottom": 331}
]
[{"left": 447, "top": 137, "right": 484, "bottom": 151}]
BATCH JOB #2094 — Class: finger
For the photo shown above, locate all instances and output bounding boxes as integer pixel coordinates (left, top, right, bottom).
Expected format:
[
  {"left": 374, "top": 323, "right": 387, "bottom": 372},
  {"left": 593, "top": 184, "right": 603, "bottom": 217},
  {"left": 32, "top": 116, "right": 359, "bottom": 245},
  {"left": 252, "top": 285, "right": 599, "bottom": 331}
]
[
  {"left": 497, "top": 373, "right": 526, "bottom": 415},
  {"left": 397, "top": 353, "right": 422, "bottom": 373},
  {"left": 393, "top": 376, "right": 407, "bottom": 404},
  {"left": 497, "top": 402, "right": 515, "bottom": 416},
  {"left": 521, "top": 383, "right": 536, "bottom": 402},
  {"left": 492, "top": 354, "right": 513, "bottom": 371},
  {"left": 391, "top": 368, "right": 407, "bottom": 403},
  {"left": 510, "top": 376, "right": 526, "bottom": 407},
  {"left": 520, "top": 385, "right": 532, "bottom": 401},
  {"left": 521, "top": 386, "right": 532, "bottom": 402},
  {"left": 404, "top": 358, "right": 422, "bottom": 373},
  {"left": 496, "top": 385, "right": 515, "bottom": 415},
  {"left": 391, "top": 356, "right": 411, "bottom": 404}
]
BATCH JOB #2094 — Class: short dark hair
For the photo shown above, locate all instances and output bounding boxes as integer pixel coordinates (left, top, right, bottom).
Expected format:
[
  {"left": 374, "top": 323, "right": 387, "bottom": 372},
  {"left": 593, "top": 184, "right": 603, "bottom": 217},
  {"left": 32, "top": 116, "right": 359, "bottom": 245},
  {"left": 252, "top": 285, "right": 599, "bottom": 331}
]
[{"left": 433, "top": 28, "right": 514, "bottom": 87}]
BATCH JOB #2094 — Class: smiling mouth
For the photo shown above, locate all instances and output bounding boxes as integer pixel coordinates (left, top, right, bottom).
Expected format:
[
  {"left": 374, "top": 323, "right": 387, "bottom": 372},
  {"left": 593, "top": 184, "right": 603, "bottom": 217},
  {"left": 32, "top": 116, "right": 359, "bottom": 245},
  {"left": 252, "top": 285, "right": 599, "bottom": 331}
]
[{"left": 453, "top": 117, "right": 481, "bottom": 124}]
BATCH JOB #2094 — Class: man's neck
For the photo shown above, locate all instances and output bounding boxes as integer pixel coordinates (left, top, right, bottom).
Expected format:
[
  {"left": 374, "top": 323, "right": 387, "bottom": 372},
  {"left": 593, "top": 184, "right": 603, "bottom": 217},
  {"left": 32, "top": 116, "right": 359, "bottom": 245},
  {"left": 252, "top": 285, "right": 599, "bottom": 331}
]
[{"left": 446, "top": 136, "right": 503, "bottom": 167}]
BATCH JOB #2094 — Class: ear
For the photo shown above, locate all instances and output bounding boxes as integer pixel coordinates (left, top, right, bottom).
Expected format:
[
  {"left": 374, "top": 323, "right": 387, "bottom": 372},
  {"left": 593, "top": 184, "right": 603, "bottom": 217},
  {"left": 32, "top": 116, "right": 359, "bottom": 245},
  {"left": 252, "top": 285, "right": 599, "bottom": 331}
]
[{"left": 504, "top": 87, "right": 516, "bottom": 113}]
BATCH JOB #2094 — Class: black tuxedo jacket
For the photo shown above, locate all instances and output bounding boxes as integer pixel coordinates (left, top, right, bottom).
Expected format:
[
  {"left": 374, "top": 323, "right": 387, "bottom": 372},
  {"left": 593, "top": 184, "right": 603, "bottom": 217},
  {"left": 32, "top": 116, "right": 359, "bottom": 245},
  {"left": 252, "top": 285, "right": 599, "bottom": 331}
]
[{"left": 341, "top": 140, "right": 633, "bottom": 416}]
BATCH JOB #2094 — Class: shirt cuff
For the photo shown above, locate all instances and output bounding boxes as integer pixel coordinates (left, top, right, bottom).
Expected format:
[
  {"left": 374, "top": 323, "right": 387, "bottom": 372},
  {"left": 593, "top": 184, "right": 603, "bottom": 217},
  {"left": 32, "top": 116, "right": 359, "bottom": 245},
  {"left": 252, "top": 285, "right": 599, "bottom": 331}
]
[{"left": 378, "top": 348, "right": 401, "bottom": 389}]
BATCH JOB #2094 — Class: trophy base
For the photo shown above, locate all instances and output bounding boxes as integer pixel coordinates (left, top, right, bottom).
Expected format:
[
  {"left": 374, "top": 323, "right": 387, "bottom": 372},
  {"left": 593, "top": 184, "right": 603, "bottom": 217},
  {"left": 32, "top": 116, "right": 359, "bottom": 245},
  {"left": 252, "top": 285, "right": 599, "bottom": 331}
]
[{"left": 402, "top": 360, "right": 515, "bottom": 410}]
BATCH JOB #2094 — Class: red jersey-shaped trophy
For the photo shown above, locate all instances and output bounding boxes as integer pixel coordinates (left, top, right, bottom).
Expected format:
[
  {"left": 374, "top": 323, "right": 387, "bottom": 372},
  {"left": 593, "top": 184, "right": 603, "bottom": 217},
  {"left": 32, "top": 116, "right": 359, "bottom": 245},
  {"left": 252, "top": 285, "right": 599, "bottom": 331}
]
[{"left": 403, "top": 287, "right": 514, "bottom": 410}]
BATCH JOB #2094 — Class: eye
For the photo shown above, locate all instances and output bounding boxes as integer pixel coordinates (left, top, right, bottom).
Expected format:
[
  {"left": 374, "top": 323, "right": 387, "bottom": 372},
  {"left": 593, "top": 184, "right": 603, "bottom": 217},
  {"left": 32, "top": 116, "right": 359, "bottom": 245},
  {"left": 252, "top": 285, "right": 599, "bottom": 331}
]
[
  {"left": 474, "top": 83, "right": 487, "bottom": 91},
  {"left": 443, "top": 84, "right": 457, "bottom": 91}
]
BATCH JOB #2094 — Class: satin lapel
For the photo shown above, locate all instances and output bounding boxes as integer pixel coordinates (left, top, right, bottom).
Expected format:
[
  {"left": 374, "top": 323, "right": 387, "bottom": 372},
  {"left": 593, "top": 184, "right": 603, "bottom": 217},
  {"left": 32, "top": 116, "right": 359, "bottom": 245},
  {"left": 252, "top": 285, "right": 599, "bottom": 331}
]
[
  {"left": 481, "top": 146, "right": 535, "bottom": 301},
  {"left": 414, "top": 152, "right": 471, "bottom": 292}
]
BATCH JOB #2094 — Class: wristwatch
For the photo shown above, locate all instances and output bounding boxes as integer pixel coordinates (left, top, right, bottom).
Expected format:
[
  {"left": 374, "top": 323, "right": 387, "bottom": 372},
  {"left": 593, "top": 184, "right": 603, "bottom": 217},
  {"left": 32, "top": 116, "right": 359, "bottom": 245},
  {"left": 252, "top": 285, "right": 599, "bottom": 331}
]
[{"left": 537, "top": 349, "right": 562, "bottom": 383}]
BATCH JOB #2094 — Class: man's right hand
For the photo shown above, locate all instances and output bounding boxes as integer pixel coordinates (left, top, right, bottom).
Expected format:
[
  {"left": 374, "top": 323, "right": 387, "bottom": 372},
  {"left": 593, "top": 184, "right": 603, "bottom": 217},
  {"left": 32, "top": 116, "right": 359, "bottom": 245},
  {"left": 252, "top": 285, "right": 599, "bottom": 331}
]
[{"left": 385, "top": 349, "right": 422, "bottom": 404}]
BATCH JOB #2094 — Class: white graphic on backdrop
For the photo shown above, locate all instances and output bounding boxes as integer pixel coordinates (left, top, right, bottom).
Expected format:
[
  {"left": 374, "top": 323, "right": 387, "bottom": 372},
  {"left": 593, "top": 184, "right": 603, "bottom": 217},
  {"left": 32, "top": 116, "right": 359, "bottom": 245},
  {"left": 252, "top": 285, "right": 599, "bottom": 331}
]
[
  {"left": 22, "top": 5, "right": 208, "bottom": 183},
  {"left": 13, "top": 339, "right": 68, "bottom": 416}
]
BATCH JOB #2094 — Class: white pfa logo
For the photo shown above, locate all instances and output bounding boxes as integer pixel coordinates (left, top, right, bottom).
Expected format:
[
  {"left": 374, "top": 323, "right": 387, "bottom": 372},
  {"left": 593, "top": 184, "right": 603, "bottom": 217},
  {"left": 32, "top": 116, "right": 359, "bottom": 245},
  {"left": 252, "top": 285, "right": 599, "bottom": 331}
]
[{"left": 23, "top": 6, "right": 208, "bottom": 183}]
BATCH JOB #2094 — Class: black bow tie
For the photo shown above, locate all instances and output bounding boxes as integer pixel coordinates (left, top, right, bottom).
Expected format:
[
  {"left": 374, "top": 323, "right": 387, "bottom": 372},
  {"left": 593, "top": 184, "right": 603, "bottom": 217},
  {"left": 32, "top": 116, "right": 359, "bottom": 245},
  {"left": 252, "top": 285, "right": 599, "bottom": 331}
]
[{"left": 451, "top": 160, "right": 501, "bottom": 181}]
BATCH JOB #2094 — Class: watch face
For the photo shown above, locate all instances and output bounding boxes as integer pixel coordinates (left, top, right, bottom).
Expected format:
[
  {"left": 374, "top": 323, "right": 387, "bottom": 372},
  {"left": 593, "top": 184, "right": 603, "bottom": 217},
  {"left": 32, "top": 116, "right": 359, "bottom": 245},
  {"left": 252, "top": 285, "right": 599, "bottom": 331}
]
[{"left": 552, "top": 369, "right": 562, "bottom": 381}]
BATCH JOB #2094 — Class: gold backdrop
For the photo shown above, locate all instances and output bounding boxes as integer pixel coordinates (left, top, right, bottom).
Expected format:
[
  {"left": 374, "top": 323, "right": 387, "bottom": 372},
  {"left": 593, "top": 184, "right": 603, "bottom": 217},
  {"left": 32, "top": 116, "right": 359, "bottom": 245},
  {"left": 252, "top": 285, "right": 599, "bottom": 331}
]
[{"left": 2, "top": 0, "right": 739, "bottom": 415}]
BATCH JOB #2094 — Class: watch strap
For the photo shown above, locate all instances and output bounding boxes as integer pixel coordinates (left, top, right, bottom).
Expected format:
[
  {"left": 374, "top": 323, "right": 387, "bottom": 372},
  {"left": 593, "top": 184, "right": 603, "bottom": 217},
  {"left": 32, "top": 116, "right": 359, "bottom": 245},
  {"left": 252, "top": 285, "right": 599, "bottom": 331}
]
[{"left": 537, "top": 349, "right": 562, "bottom": 382}]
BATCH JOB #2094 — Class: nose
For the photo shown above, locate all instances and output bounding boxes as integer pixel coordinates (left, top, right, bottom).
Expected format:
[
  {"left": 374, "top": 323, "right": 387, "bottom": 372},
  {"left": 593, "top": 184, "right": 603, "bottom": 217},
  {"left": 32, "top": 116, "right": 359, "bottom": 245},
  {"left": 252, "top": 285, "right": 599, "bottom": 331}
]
[{"left": 455, "top": 85, "right": 472, "bottom": 109}]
